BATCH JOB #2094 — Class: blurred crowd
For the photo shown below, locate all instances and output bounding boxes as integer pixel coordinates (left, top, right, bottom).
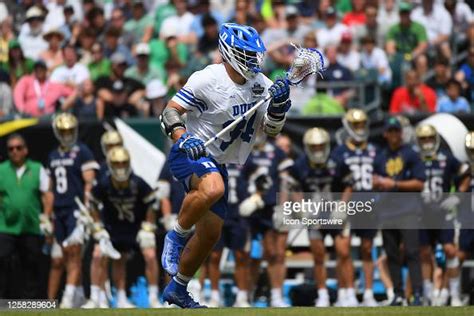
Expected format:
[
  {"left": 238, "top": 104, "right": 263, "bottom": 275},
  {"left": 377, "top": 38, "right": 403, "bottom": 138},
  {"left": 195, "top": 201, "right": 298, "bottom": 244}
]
[{"left": 0, "top": 0, "right": 473, "bottom": 120}]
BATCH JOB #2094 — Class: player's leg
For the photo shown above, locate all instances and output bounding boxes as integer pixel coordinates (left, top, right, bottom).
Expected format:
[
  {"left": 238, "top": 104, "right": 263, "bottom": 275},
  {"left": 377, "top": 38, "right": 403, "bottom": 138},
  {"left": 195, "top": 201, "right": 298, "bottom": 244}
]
[
  {"left": 112, "top": 252, "right": 134, "bottom": 308},
  {"left": 309, "top": 230, "right": 330, "bottom": 307},
  {"left": 83, "top": 243, "right": 104, "bottom": 308},
  {"left": 376, "top": 254, "right": 395, "bottom": 304},
  {"left": 163, "top": 209, "right": 223, "bottom": 308},
  {"left": 263, "top": 229, "right": 288, "bottom": 307},
  {"left": 419, "top": 230, "right": 434, "bottom": 305},
  {"left": 141, "top": 247, "right": 160, "bottom": 307},
  {"left": 335, "top": 234, "right": 357, "bottom": 306},
  {"left": 230, "top": 219, "right": 250, "bottom": 307},
  {"left": 162, "top": 170, "right": 225, "bottom": 276},
  {"left": 442, "top": 229, "right": 462, "bottom": 306},
  {"left": 208, "top": 249, "right": 222, "bottom": 307},
  {"left": 358, "top": 230, "right": 377, "bottom": 306},
  {"left": 274, "top": 231, "right": 288, "bottom": 302},
  {"left": 47, "top": 238, "right": 65, "bottom": 300}
]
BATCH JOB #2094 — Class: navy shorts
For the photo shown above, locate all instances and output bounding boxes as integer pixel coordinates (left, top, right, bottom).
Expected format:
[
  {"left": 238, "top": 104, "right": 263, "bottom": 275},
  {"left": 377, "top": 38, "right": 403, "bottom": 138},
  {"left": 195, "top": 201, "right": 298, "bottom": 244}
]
[
  {"left": 248, "top": 206, "right": 275, "bottom": 239},
  {"left": 419, "top": 229, "right": 454, "bottom": 246},
  {"left": 168, "top": 144, "right": 228, "bottom": 219},
  {"left": 459, "top": 229, "right": 474, "bottom": 253},
  {"left": 214, "top": 217, "right": 249, "bottom": 251},
  {"left": 54, "top": 207, "right": 77, "bottom": 243},
  {"left": 352, "top": 229, "right": 377, "bottom": 239},
  {"left": 110, "top": 232, "right": 139, "bottom": 252}
]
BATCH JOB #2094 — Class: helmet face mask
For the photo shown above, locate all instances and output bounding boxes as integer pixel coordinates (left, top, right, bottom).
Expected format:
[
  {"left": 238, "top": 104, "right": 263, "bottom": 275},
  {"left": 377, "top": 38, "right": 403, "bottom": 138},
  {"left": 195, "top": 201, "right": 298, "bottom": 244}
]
[
  {"left": 218, "top": 23, "right": 266, "bottom": 81},
  {"left": 342, "top": 109, "right": 369, "bottom": 143},
  {"left": 416, "top": 124, "right": 439, "bottom": 157},
  {"left": 303, "top": 128, "right": 330, "bottom": 165},
  {"left": 107, "top": 147, "right": 131, "bottom": 182},
  {"left": 53, "top": 113, "right": 78, "bottom": 148},
  {"left": 465, "top": 132, "right": 474, "bottom": 162}
]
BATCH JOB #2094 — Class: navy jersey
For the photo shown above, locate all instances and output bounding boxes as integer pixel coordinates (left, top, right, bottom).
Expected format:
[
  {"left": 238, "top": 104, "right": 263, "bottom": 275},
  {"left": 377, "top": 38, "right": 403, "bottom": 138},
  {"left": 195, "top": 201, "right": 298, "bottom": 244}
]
[
  {"left": 373, "top": 144, "right": 426, "bottom": 218},
  {"left": 98, "top": 161, "right": 109, "bottom": 178},
  {"left": 242, "top": 143, "right": 288, "bottom": 206},
  {"left": 92, "top": 173, "right": 156, "bottom": 236},
  {"left": 421, "top": 149, "right": 461, "bottom": 205},
  {"left": 48, "top": 143, "right": 99, "bottom": 208},
  {"left": 158, "top": 161, "right": 185, "bottom": 215},
  {"left": 289, "top": 154, "right": 352, "bottom": 195},
  {"left": 332, "top": 142, "right": 377, "bottom": 192}
]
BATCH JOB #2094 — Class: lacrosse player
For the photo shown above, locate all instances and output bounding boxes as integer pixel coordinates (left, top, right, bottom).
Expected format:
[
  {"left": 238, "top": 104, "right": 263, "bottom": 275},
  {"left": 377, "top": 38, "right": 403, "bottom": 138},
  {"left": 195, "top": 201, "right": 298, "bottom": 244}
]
[
  {"left": 159, "top": 22, "right": 292, "bottom": 308},
  {"left": 89, "top": 147, "right": 160, "bottom": 308},
  {"left": 415, "top": 124, "right": 467, "bottom": 306},
  {"left": 288, "top": 128, "right": 354, "bottom": 307},
  {"left": 332, "top": 109, "right": 378, "bottom": 307},
  {"left": 47, "top": 113, "right": 99, "bottom": 308}
]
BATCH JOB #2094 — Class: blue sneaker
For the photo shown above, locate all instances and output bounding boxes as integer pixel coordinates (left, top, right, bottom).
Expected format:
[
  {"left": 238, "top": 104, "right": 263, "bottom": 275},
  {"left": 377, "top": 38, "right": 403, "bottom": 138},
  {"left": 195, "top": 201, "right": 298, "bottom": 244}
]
[
  {"left": 163, "top": 278, "right": 207, "bottom": 308},
  {"left": 161, "top": 230, "right": 187, "bottom": 276}
]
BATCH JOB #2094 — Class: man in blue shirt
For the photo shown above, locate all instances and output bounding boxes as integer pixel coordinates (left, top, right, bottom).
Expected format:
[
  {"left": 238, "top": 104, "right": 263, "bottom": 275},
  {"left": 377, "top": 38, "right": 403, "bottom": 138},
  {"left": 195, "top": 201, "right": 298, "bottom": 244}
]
[
  {"left": 436, "top": 79, "right": 470, "bottom": 113},
  {"left": 373, "top": 117, "right": 425, "bottom": 306}
]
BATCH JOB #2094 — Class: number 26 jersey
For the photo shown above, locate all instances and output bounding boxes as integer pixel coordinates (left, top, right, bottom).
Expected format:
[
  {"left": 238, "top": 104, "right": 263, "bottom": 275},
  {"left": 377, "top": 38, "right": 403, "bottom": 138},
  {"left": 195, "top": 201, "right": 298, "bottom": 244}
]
[{"left": 172, "top": 63, "right": 273, "bottom": 165}]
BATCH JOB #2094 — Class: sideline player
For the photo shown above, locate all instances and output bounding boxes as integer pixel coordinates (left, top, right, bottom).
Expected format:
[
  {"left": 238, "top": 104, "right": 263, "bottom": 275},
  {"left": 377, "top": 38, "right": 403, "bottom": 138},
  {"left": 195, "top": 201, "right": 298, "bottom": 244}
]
[
  {"left": 288, "top": 128, "right": 354, "bottom": 307},
  {"left": 89, "top": 147, "right": 161, "bottom": 308},
  {"left": 48, "top": 113, "right": 99, "bottom": 308},
  {"left": 82, "top": 130, "right": 124, "bottom": 308},
  {"left": 160, "top": 23, "right": 291, "bottom": 308},
  {"left": 240, "top": 136, "right": 290, "bottom": 307},
  {"left": 415, "top": 124, "right": 466, "bottom": 306},
  {"left": 332, "top": 109, "right": 378, "bottom": 306}
]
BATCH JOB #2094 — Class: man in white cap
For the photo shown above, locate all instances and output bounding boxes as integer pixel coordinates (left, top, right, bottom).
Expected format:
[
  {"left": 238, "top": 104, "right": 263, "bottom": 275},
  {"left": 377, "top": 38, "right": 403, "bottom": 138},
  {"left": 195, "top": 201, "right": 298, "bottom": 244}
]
[
  {"left": 125, "top": 43, "right": 164, "bottom": 85},
  {"left": 18, "top": 6, "right": 48, "bottom": 60},
  {"left": 145, "top": 79, "right": 168, "bottom": 117}
]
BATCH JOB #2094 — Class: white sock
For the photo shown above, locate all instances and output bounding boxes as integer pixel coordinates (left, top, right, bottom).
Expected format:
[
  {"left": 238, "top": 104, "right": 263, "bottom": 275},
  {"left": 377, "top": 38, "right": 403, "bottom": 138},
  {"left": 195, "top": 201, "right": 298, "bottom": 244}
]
[
  {"left": 440, "top": 288, "right": 449, "bottom": 298},
  {"left": 364, "top": 288, "right": 374, "bottom": 299},
  {"left": 271, "top": 288, "right": 282, "bottom": 301},
  {"left": 174, "top": 222, "right": 192, "bottom": 237},
  {"left": 117, "top": 289, "right": 127, "bottom": 303},
  {"left": 318, "top": 288, "right": 329, "bottom": 298},
  {"left": 236, "top": 290, "right": 248, "bottom": 302},
  {"left": 90, "top": 285, "right": 100, "bottom": 303},
  {"left": 347, "top": 287, "right": 356, "bottom": 299},
  {"left": 64, "top": 284, "right": 76, "bottom": 299},
  {"left": 449, "top": 276, "right": 461, "bottom": 298},
  {"left": 211, "top": 290, "right": 220, "bottom": 302},
  {"left": 423, "top": 280, "right": 433, "bottom": 299},
  {"left": 386, "top": 288, "right": 395, "bottom": 301},
  {"left": 99, "top": 290, "right": 108, "bottom": 306},
  {"left": 338, "top": 288, "right": 347, "bottom": 301},
  {"left": 148, "top": 285, "right": 158, "bottom": 301}
]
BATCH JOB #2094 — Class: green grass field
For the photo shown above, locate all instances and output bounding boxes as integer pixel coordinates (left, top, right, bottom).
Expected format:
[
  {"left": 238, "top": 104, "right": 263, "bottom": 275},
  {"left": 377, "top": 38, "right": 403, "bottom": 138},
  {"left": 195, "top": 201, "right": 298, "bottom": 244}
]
[{"left": 2, "top": 307, "right": 474, "bottom": 316}]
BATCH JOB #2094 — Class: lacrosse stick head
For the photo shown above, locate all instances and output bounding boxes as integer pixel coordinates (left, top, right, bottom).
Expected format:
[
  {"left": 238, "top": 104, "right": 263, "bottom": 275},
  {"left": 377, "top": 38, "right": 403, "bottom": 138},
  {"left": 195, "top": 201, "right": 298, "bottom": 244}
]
[{"left": 286, "top": 44, "right": 326, "bottom": 86}]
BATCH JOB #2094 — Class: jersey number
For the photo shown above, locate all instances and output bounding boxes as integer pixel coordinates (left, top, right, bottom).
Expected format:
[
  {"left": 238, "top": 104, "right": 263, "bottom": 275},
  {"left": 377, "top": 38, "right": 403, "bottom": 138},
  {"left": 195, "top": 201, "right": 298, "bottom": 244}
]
[
  {"left": 55, "top": 166, "right": 68, "bottom": 194},
  {"left": 350, "top": 164, "right": 373, "bottom": 191},
  {"left": 220, "top": 113, "right": 257, "bottom": 151},
  {"left": 113, "top": 202, "right": 135, "bottom": 223},
  {"left": 422, "top": 176, "right": 443, "bottom": 203}
]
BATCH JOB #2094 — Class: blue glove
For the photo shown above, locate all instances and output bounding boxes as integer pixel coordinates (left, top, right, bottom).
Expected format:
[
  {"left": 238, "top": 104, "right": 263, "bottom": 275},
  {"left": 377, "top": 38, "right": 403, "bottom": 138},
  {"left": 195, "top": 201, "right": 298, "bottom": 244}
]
[
  {"left": 268, "top": 79, "right": 291, "bottom": 118},
  {"left": 177, "top": 132, "right": 207, "bottom": 160}
]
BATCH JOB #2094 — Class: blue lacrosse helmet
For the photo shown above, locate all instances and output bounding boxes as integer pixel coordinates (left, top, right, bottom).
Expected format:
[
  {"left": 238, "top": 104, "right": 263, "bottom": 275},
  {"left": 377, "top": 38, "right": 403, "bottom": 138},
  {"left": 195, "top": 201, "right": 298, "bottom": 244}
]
[{"left": 218, "top": 23, "right": 266, "bottom": 80}]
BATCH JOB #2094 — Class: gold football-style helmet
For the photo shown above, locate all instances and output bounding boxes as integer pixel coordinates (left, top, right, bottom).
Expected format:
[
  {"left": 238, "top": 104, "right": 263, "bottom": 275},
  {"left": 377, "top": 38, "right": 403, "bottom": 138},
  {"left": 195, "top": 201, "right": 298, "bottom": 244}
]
[
  {"left": 303, "top": 127, "right": 330, "bottom": 165},
  {"left": 101, "top": 130, "right": 123, "bottom": 156},
  {"left": 415, "top": 124, "right": 440, "bottom": 158},
  {"left": 465, "top": 131, "right": 474, "bottom": 162},
  {"left": 107, "top": 146, "right": 131, "bottom": 182},
  {"left": 342, "top": 108, "right": 369, "bottom": 142},
  {"left": 53, "top": 113, "right": 78, "bottom": 148}
]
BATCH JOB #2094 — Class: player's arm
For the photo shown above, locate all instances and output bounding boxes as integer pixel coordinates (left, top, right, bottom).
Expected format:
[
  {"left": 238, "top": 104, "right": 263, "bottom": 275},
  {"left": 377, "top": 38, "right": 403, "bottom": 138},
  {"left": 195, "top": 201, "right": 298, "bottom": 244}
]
[
  {"left": 82, "top": 169, "right": 96, "bottom": 206},
  {"left": 263, "top": 79, "right": 291, "bottom": 137},
  {"left": 39, "top": 169, "right": 54, "bottom": 239},
  {"left": 137, "top": 189, "right": 158, "bottom": 250}
]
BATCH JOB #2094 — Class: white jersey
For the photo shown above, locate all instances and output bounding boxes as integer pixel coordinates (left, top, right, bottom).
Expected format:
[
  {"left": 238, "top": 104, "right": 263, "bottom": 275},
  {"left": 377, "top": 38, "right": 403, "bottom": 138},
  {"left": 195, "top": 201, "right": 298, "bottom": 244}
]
[{"left": 172, "top": 64, "right": 273, "bottom": 165}]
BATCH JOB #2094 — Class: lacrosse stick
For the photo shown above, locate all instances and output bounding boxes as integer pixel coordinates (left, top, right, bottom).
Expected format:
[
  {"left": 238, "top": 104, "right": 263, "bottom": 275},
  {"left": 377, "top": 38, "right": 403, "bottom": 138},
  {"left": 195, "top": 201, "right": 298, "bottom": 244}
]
[{"left": 204, "top": 44, "right": 325, "bottom": 147}]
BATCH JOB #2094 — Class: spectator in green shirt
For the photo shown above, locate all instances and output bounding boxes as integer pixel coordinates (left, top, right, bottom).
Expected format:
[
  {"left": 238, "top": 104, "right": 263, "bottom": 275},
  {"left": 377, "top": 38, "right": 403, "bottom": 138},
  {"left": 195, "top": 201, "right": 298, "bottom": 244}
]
[
  {"left": 149, "top": 28, "right": 188, "bottom": 81},
  {"left": 124, "top": 1, "right": 154, "bottom": 44},
  {"left": 386, "top": 2, "right": 428, "bottom": 58},
  {"left": 0, "top": 40, "right": 34, "bottom": 87},
  {"left": 125, "top": 42, "right": 164, "bottom": 85},
  {"left": 88, "top": 43, "right": 111, "bottom": 82},
  {"left": 0, "top": 134, "right": 53, "bottom": 298}
]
